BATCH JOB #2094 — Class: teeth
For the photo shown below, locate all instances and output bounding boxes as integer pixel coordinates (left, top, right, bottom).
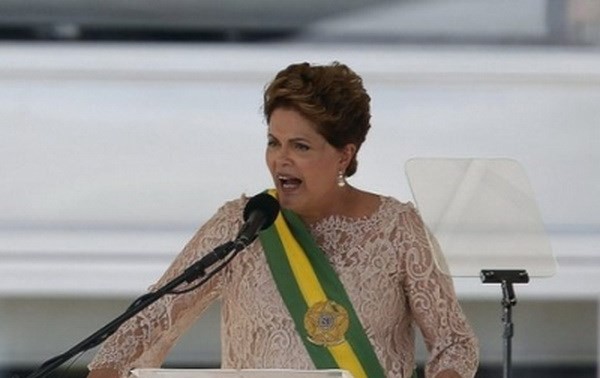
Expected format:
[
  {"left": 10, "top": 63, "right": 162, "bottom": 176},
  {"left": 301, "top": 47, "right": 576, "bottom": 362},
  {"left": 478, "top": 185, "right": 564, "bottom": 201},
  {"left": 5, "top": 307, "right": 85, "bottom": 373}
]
[{"left": 277, "top": 174, "right": 301, "bottom": 189}]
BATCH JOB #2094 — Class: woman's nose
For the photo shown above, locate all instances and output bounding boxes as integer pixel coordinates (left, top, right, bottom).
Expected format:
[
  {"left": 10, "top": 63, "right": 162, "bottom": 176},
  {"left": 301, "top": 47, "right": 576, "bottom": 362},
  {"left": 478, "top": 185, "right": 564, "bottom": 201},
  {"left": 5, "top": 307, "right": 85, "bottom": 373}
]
[
  {"left": 276, "top": 144, "right": 291, "bottom": 159},
  {"left": 274, "top": 146, "right": 294, "bottom": 167}
]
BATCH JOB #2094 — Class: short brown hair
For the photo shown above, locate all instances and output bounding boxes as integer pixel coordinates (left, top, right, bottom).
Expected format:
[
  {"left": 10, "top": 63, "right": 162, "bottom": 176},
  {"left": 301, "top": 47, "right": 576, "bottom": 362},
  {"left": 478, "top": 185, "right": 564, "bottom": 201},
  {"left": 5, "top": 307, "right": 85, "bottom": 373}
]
[{"left": 263, "top": 62, "right": 371, "bottom": 177}]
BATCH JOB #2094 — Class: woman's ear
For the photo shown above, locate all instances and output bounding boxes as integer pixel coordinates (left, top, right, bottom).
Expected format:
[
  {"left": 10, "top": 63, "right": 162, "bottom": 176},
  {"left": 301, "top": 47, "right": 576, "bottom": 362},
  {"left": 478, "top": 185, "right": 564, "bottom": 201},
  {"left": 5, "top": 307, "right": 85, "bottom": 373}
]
[{"left": 339, "top": 144, "right": 357, "bottom": 171}]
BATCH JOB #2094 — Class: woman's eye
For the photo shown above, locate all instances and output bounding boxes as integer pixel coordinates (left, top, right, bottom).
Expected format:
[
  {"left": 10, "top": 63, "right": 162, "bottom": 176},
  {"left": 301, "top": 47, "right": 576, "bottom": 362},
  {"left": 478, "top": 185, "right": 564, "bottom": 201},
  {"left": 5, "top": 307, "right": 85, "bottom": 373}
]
[{"left": 295, "top": 143, "right": 310, "bottom": 151}]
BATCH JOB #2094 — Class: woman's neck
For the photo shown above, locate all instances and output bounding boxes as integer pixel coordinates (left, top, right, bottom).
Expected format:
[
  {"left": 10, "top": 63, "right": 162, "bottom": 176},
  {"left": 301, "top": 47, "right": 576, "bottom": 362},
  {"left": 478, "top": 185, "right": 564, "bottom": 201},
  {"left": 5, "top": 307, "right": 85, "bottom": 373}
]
[{"left": 298, "top": 186, "right": 379, "bottom": 226}]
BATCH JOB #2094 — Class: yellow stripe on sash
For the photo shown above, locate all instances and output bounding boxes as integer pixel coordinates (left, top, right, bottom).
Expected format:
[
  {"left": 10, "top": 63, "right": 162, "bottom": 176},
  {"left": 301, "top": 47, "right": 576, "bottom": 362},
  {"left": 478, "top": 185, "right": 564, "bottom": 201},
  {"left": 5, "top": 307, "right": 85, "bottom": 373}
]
[
  {"left": 274, "top": 213, "right": 325, "bottom": 305},
  {"left": 273, "top": 212, "right": 368, "bottom": 378}
]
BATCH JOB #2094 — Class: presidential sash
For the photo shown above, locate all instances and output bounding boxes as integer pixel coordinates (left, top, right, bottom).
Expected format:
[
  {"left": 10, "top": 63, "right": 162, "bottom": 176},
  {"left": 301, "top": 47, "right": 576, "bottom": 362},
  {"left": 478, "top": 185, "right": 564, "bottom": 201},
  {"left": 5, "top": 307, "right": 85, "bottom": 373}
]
[{"left": 258, "top": 190, "right": 386, "bottom": 378}]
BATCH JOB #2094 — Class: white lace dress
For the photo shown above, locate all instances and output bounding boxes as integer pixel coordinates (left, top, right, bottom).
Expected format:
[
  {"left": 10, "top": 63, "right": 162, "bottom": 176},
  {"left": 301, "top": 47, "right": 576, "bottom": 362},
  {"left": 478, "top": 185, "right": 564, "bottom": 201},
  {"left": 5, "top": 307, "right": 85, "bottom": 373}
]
[{"left": 89, "top": 195, "right": 479, "bottom": 378}]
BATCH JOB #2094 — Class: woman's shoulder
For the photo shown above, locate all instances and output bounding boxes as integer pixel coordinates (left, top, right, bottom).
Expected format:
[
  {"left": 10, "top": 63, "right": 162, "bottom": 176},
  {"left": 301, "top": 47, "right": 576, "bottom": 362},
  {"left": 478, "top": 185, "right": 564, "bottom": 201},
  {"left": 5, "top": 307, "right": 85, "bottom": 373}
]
[
  {"left": 375, "top": 194, "right": 417, "bottom": 217},
  {"left": 350, "top": 189, "right": 413, "bottom": 218},
  {"left": 214, "top": 191, "right": 280, "bottom": 222},
  {"left": 189, "top": 193, "right": 256, "bottom": 241},
  {"left": 199, "top": 194, "right": 252, "bottom": 230},
  {"left": 374, "top": 194, "right": 429, "bottom": 231},
  {"left": 217, "top": 192, "right": 267, "bottom": 213},
  {"left": 381, "top": 196, "right": 433, "bottom": 240},
  {"left": 219, "top": 193, "right": 249, "bottom": 212}
]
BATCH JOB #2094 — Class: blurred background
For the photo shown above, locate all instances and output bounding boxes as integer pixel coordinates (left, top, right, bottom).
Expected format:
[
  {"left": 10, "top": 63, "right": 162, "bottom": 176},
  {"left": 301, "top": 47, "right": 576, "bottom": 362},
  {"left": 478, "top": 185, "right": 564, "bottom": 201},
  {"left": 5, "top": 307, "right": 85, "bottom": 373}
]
[{"left": 0, "top": 0, "right": 599, "bottom": 377}]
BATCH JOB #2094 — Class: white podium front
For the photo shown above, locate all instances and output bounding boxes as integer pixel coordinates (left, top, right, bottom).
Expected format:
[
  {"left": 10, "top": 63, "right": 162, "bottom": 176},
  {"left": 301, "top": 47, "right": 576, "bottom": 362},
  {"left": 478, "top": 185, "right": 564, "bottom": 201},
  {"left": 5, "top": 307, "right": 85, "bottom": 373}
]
[{"left": 131, "top": 369, "right": 354, "bottom": 378}]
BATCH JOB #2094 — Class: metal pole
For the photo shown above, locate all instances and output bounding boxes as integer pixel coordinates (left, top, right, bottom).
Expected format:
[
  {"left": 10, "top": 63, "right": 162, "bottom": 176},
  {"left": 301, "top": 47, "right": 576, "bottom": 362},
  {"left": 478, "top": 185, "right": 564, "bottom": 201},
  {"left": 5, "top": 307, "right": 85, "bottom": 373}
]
[
  {"left": 501, "top": 280, "right": 515, "bottom": 378},
  {"left": 502, "top": 301, "right": 513, "bottom": 378},
  {"left": 480, "top": 270, "right": 528, "bottom": 378}
]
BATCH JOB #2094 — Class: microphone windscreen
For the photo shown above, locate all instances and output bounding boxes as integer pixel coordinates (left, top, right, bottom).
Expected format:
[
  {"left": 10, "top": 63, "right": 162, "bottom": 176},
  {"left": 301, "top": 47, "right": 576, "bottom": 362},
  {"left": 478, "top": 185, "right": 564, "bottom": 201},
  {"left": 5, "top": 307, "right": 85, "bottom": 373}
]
[{"left": 243, "top": 193, "right": 280, "bottom": 229}]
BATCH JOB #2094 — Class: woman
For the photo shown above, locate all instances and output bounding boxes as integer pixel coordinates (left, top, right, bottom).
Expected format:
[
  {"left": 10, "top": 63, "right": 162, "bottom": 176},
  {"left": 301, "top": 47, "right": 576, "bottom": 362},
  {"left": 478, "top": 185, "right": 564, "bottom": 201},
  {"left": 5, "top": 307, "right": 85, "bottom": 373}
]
[{"left": 88, "top": 62, "right": 478, "bottom": 378}]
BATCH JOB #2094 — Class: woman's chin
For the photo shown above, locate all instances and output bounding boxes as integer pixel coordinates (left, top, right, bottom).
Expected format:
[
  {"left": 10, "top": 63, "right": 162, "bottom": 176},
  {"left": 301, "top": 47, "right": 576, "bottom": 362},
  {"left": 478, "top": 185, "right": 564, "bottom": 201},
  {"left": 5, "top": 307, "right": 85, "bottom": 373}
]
[{"left": 278, "top": 194, "right": 302, "bottom": 212}]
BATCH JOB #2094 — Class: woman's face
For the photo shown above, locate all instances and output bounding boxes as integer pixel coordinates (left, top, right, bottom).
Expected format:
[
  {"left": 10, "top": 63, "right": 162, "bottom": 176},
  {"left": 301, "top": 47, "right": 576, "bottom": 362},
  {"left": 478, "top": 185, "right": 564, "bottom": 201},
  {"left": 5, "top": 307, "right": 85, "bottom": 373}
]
[{"left": 266, "top": 108, "right": 352, "bottom": 222}]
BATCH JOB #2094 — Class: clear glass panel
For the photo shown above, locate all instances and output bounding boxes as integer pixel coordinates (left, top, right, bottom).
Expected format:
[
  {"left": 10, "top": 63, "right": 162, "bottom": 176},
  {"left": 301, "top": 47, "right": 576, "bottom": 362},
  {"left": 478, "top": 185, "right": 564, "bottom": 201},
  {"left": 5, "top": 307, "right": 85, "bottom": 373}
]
[{"left": 405, "top": 158, "right": 557, "bottom": 277}]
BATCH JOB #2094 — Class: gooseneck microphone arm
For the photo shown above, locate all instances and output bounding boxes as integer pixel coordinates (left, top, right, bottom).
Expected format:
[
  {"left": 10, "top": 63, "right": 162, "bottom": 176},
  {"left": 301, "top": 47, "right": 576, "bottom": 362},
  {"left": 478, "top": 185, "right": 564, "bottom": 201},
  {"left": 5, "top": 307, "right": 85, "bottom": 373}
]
[
  {"left": 27, "top": 193, "right": 280, "bottom": 378},
  {"left": 26, "top": 239, "right": 239, "bottom": 378}
]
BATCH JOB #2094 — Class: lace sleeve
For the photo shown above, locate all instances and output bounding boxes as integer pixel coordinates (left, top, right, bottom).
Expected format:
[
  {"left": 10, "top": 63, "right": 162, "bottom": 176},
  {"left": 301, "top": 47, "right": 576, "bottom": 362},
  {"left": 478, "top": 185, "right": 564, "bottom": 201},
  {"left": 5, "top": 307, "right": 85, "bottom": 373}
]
[
  {"left": 399, "top": 206, "right": 479, "bottom": 378},
  {"left": 88, "top": 198, "right": 245, "bottom": 377}
]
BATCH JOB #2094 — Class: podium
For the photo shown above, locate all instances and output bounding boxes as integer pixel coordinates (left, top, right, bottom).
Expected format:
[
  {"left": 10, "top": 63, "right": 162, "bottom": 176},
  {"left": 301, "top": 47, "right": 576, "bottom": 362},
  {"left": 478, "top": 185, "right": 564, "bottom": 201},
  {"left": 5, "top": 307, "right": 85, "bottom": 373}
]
[{"left": 131, "top": 369, "right": 355, "bottom": 378}]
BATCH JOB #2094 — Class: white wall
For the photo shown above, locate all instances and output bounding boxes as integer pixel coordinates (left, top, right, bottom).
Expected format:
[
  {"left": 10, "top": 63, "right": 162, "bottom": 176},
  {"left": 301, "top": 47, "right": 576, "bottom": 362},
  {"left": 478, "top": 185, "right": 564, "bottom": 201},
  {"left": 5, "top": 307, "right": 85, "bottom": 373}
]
[{"left": 0, "top": 42, "right": 598, "bottom": 369}]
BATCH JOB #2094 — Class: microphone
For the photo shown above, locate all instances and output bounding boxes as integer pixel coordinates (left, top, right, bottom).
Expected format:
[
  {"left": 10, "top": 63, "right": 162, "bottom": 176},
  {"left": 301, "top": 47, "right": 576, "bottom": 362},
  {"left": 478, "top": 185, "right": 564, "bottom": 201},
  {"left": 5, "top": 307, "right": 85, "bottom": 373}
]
[
  {"left": 183, "top": 193, "right": 279, "bottom": 281},
  {"left": 235, "top": 193, "right": 280, "bottom": 247}
]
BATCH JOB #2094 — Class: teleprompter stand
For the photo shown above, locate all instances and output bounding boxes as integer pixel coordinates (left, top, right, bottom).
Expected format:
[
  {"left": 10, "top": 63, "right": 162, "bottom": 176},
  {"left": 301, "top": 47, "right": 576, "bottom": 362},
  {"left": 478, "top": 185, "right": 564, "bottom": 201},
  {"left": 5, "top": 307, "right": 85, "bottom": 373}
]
[
  {"left": 405, "top": 159, "right": 557, "bottom": 378},
  {"left": 481, "top": 269, "right": 530, "bottom": 378}
]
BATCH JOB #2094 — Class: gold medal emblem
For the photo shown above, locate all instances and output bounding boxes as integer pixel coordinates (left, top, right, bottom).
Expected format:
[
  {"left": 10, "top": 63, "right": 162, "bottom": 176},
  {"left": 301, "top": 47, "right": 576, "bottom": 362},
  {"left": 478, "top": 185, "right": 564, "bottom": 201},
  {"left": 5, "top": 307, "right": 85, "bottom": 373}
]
[{"left": 304, "top": 300, "right": 349, "bottom": 346}]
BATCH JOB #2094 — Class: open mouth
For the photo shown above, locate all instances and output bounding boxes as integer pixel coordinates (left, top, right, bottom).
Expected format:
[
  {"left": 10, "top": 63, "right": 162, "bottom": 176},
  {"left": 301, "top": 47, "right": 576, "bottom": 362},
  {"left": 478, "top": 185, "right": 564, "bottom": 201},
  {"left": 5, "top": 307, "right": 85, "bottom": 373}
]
[{"left": 278, "top": 175, "right": 303, "bottom": 190}]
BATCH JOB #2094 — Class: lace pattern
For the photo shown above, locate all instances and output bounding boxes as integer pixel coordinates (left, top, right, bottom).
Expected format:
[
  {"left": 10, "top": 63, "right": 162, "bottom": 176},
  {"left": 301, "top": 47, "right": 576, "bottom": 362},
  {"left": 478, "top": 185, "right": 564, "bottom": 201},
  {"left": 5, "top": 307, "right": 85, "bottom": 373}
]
[{"left": 89, "top": 195, "right": 478, "bottom": 378}]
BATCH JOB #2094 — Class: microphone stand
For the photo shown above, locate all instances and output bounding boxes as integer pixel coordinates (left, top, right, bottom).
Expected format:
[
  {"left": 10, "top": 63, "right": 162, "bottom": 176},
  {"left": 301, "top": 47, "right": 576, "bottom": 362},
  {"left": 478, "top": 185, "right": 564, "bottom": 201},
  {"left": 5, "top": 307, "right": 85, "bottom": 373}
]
[{"left": 27, "top": 239, "right": 244, "bottom": 378}]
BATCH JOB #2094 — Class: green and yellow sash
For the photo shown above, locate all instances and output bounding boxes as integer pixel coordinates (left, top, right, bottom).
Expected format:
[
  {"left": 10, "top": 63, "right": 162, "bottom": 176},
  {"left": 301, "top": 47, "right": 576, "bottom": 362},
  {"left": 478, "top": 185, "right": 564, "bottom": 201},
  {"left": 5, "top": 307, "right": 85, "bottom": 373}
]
[{"left": 258, "top": 190, "right": 386, "bottom": 378}]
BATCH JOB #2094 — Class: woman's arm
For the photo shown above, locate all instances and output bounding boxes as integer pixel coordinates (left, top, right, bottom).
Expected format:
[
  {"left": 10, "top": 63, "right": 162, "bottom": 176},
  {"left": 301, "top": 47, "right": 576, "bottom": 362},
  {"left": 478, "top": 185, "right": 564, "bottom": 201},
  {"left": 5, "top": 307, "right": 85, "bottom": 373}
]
[
  {"left": 88, "top": 368, "right": 120, "bottom": 378},
  {"left": 87, "top": 198, "right": 245, "bottom": 378},
  {"left": 399, "top": 206, "right": 479, "bottom": 378},
  {"left": 435, "top": 369, "right": 462, "bottom": 378}
]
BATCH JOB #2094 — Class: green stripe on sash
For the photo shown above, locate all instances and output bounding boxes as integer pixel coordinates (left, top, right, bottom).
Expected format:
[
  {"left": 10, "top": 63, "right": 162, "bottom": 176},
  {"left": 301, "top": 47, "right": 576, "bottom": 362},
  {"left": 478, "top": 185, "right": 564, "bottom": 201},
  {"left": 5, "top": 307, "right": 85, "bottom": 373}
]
[
  {"left": 259, "top": 196, "right": 386, "bottom": 378},
  {"left": 260, "top": 222, "right": 339, "bottom": 368},
  {"left": 283, "top": 210, "right": 386, "bottom": 377}
]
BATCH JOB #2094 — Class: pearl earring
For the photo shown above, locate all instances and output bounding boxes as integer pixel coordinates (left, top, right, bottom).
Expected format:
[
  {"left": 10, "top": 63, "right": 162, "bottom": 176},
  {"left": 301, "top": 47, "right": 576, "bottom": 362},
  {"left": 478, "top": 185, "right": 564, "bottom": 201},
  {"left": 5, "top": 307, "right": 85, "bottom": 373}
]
[{"left": 337, "top": 170, "right": 346, "bottom": 187}]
